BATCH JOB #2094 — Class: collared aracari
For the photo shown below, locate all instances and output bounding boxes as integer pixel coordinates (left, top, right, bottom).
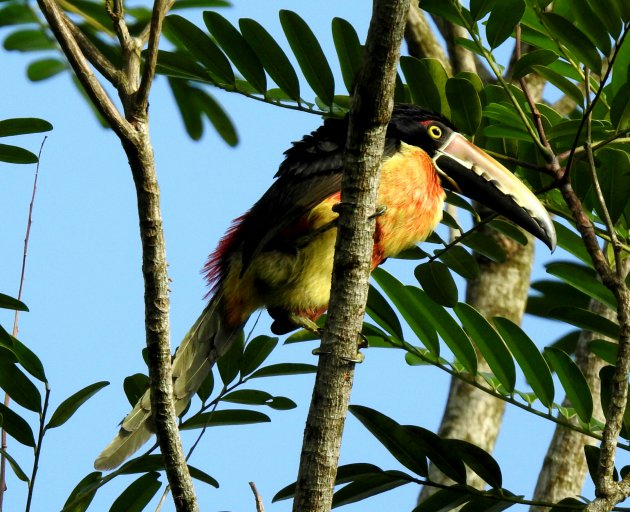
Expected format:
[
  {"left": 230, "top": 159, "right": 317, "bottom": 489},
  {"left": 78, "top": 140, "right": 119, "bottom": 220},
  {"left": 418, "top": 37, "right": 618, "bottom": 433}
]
[{"left": 95, "top": 104, "right": 555, "bottom": 470}]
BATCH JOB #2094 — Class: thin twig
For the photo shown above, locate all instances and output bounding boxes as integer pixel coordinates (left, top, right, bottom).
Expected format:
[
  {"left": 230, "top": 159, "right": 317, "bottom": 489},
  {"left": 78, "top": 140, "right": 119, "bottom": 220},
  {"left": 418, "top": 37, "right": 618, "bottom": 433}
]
[
  {"left": 0, "top": 138, "right": 46, "bottom": 511},
  {"left": 61, "top": 12, "right": 121, "bottom": 85},
  {"left": 136, "top": 0, "right": 169, "bottom": 115},
  {"left": 36, "top": 0, "right": 133, "bottom": 140},
  {"left": 249, "top": 482, "right": 265, "bottom": 512},
  {"left": 563, "top": 22, "right": 630, "bottom": 183},
  {"left": 24, "top": 386, "right": 50, "bottom": 512}
]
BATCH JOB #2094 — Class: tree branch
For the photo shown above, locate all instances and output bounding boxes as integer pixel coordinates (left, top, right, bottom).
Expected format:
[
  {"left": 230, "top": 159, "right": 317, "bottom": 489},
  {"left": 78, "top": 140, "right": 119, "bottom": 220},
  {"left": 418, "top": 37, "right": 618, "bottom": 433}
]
[
  {"left": 136, "top": 0, "right": 169, "bottom": 116},
  {"left": 36, "top": 0, "right": 132, "bottom": 139},
  {"left": 291, "top": 1, "right": 410, "bottom": 510},
  {"left": 404, "top": 4, "right": 451, "bottom": 74}
]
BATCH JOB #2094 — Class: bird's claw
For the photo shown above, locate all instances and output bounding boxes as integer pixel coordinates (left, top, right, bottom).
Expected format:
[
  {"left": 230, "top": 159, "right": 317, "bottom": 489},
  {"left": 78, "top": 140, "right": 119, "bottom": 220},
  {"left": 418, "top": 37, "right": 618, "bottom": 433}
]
[{"left": 369, "top": 204, "right": 387, "bottom": 219}]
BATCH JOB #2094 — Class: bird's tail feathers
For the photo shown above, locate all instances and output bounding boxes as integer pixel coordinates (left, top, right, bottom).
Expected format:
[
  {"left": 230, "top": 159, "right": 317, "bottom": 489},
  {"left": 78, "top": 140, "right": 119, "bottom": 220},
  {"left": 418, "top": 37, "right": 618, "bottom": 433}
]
[{"left": 94, "top": 295, "right": 244, "bottom": 470}]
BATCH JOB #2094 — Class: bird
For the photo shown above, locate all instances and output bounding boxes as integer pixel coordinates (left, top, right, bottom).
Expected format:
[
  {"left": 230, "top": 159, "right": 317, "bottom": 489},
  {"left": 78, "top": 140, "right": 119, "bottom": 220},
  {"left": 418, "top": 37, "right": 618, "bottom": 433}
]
[{"left": 94, "top": 104, "right": 556, "bottom": 470}]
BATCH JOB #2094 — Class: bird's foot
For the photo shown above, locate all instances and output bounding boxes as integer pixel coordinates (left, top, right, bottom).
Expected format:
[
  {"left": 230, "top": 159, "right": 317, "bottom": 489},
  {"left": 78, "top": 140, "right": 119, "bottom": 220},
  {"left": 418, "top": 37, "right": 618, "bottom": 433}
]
[
  {"left": 369, "top": 204, "right": 387, "bottom": 219},
  {"left": 295, "top": 219, "right": 338, "bottom": 248},
  {"left": 311, "top": 332, "right": 367, "bottom": 363}
]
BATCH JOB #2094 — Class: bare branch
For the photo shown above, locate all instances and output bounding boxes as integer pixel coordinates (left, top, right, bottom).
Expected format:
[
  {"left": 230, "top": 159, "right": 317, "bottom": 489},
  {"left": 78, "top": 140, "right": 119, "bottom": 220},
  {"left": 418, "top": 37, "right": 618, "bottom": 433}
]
[
  {"left": 136, "top": 0, "right": 169, "bottom": 115},
  {"left": 61, "top": 12, "right": 121, "bottom": 85},
  {"left": 36, "top": 0, "right": 132, "bottom": 139},
  {"left": 249, "top": 482, "right": 265, "bottom": 512},
  {"left": 291, "top": 1, "right": 410, "bottom": 510}
]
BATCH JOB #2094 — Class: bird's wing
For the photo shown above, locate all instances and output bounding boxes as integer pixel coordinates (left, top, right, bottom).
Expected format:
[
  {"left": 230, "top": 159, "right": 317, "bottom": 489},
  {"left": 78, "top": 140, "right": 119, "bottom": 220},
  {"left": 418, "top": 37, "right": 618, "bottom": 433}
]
[
  {"left": 237, "top": 115, "right": 402, "bottom": 273},
  {"left": 239, "top": 116, "right": 349, "bottom": 271}
]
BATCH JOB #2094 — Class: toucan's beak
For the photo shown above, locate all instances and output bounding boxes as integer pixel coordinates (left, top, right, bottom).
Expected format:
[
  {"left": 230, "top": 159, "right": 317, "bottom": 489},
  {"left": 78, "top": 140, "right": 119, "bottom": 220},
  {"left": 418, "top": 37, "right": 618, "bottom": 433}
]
[{"left": 433, "top": 133, "right": 556, "bottom": 251}]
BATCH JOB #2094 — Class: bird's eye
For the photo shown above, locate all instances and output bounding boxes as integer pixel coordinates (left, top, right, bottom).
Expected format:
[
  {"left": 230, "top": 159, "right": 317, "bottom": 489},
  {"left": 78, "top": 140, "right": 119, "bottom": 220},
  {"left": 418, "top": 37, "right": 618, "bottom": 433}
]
[{"left": 428, "top": 125, "right": 443, "bottom": 139}]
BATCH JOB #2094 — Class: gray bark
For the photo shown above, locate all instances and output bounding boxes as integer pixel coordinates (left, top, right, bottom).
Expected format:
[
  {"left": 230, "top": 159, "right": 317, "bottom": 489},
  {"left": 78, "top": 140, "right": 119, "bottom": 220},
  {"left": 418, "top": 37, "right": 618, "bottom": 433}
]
[{"left": 291, "top": 1, "right": 410, "bottom": 510}]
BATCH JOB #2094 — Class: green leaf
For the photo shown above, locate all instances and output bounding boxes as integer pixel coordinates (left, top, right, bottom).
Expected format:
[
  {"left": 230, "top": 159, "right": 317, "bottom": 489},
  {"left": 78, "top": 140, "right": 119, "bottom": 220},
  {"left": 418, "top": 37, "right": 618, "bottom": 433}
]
[
  {"left": 443, "top": 439, "right": 502, "bottom": 488},
  {"left": 610, "top": 84, "right": 630, "bottom": 131},
  {"left": 349, "top": 405, "right": 429, "bottom": 477},
  {"left": 553, "top": 222, "right": 591, "bottom": 265},
  {"left": 203, "top": 12, "right": 266, "bottom": 94},
  {"left": 27, "top": 58, "right": 67, "bottom": 82},
  {"left": 196, "top": 370, "right": 214, "bottom": 403},
  {"left": 511, "top": 49, "right": 558, "bottom": 80},
  {"left": 109, "top": 472, "right": 161, "bottom": 512},
  {"left": 421, "top": 0, "right": 468, "bottom": 27},
  {"left": 409, "top": 288, "right": 478, "bottom": 374},
  {"left": 47, "top": 381, "right": 109, "bottom": 429},
  {"left": 217, "top": 330, "right": 244, "bottom": 385},
  {"left": 3, "top": 29, "right": 54, "bottom": 52},
  {"left": 493, "top": 318, "right": 555, "bottom": 408},
  {"left": 249, "top": 362, "right": 317, "bottom": 378},
  {"left": 241, "top": 335, "right": 278, "bottom": 376},
  {"left": 541, "top": 13, "right": 602, "bottom": 73},
  {"left": 62, "top": 472, "right": 102, "bottom": 512},
  {"left": 405, "top": 425, "right": 468, "bottom": 483},
  {"left": 550, "top": 306, "right": 620, "bottom": 339},
  {"left": 372, "top": 268, "right": 439, "bottom": 355},
  {"left": 123, "top": 373, "right": 148, "bottom": 407},
  {"left": 414, "top": 262, "right": 458, "bottom": 307},
  {"left": 0, "top": 118, "right": 53, "bottom": 137},
  {"left": 267, "top": 396, "right": 297, "bottom": 410},
  {"left": 0, "top": 144, "right": 38, "bottom": 164},
  {"left": 571, "top": 0, "right": 612, "bottom": 55},
  {"left": 0, "top": 363, "right": 41, "bottom": 412},
  {"left": 332, "top": 17, "right": 363, "bottom": 93},
  {"left": 596, "top": 149, "right": 630, "bottom": 224},
  {"left": 455, "top": 303, "right": 515, "bottom": 392},
  {"left": 1, "top": 329, "right": 46, "bottom": 382},
  {"left": 437, "top": 246, "right": 480, "bottom": 280},
  {"left": 461, "top": 232, "right": 506, "bottom": 263},
  {"left": 459, "top": 489, "right": 516, "bottom": 511},
  {"left": 588, "top": 339, "right": 618, "bottom": 365},
  {"left": 169, "top": 78, "right": 203, "bottom": 140},
  {"left": 446, "top": 78, "right": 482, "bottom": 135},
  {"left": 181, "top": 409, "right": 270, "bottom": 430},
  {"left": 366, "top": 285, "right": 404, "bottom": 339},
  {"left": 190, "top": 87, "right": 239, "bottom": 146},
  {"left": 486, "top": 0, "right": 525, "bottom": 48},
  {"left": 470, "top": 0, "right": 497, "bottom": 21},
  {"left": 119, "top": 454, "right": 219, "bottom": 487},
  {"left": 544, "top": 347, "right": 593, "bottom": 422},
  {"left": 400, "top": 57, "right": 450, "bottom": 118},
  {"left": 546, "top": 261, "right": 616, "bottom": 309},
  {"left": 412, "top": 486, "right": 471, "bottom": 511},
  {"left": 332, "top": 471, "right": 410, "bottom": 508},
  {"left": 0, "top": 402, "right": 35, "bottom": 447},
  {"left": 163, "top": 15, "right": 234, "bottom": 84},
  {"left": 489, "top": 219, "right": 529, "bottom": 245},
  {"left": 171, "top": 0, "right": 230, "bottom": 8},
  {"left": 531, "top": 65, "right": 583, "bottom": 104},
  {"left": 156, "top": 50, "right": 214, "bottom": 82},
  {"left": 279, "top": 10, "right": 335, "bottom": 106},
  {"left": 0, "top": 4, "right": 37, "bottom": 26},
  {"left": 239, "top": 18, "right": 300, "bottom": 101},
  {"left": 0, "top": 448, "right": 28, "bottom": 482},
  {"left": 221, "top": 389, "right": 273, "bottom": 405},
  {"left": 550, "top": 497, "right": 587, "bottom": 512}
]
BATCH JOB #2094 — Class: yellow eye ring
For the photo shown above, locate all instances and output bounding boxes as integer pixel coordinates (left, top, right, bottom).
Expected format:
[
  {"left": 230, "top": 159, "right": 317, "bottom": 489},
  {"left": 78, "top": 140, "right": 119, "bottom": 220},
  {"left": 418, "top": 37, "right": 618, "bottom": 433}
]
[{"left": 428, "top": 125, "right": 442, "bottom": 139}]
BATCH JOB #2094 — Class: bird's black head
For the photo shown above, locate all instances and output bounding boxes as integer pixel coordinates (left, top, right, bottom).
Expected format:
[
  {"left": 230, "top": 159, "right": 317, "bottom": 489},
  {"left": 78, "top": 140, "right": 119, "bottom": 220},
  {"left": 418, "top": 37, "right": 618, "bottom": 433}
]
[{"left": 388, "top": 104, "right": 556, "bottom": 250}]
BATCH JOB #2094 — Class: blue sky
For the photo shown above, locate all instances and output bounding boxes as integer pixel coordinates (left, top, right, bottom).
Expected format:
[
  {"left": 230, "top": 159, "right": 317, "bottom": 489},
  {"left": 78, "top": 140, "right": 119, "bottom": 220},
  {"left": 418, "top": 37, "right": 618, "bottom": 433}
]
[{"left": 0, "top": 2, "right": 607, "bottom": 511}]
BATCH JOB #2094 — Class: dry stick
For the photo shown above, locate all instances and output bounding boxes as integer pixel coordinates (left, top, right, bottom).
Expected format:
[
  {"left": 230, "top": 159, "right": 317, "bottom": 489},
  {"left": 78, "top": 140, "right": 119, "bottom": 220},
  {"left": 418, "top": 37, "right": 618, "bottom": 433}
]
[
  {"left": 291, "top": 1, "right": 409, "bottom": 511},
  {"left": 0, "top": 138, "right": 46, "bottom": 512},
  {"left": 34, "top": 1, "right": 197, "bottom": 510},
  {"left": 249, "top": 482, "right": 265, "bottom": 512}
]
